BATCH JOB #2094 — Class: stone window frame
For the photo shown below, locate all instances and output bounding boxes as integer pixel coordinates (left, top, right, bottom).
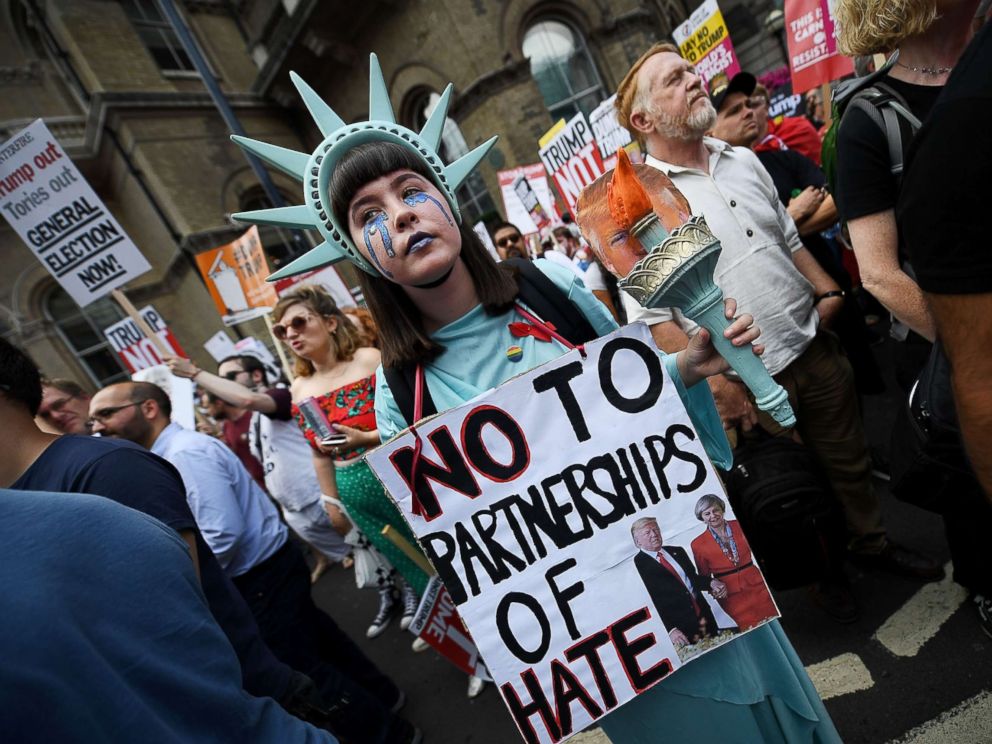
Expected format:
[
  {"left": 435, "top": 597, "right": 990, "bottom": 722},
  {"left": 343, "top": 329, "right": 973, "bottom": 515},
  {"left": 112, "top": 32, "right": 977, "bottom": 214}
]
[
  {"left": 120, "top": 0, "right": 198, "bottom": 74},
  {"left": 521, "top": 15, "right": 608, "bottom": 122},
  {"left": 43, "top": 285, "right": 129, "bottom": 387}
]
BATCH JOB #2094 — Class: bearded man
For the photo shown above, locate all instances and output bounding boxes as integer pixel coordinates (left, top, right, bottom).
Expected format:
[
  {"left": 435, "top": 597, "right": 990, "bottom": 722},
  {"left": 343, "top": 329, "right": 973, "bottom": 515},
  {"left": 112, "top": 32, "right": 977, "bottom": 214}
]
[{"left": 609, "top": 43, "right": 941, "bottom": 620}]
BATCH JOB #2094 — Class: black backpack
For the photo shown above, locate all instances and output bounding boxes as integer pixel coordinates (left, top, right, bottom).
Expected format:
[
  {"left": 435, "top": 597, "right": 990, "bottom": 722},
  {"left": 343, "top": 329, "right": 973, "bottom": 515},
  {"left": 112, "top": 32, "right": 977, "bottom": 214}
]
[
  {"left": 822, "top": 53, "right": 923, "bottom": 194},
  {"left": 383, "top": 258, "right": 599, "bottom": 427},
  {"left": 722, "top": 432, "right": 844, "bottom": 590}
]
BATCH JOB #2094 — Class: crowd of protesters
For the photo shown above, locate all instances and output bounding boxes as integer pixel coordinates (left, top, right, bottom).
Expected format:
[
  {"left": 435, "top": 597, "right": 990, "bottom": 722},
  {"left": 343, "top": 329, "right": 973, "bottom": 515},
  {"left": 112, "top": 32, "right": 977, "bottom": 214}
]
[{"left": 2, "top": 0, "right": 991, "bottom": 741}]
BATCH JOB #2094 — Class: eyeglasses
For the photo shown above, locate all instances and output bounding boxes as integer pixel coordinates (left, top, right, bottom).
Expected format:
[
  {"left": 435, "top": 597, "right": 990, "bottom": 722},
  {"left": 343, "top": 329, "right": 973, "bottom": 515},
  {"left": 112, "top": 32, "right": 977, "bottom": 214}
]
[
  {"left": 272, "top": 314, "right": 317, "bottom": 340},
  {"left": 222, "top": 370, "right": 246, "bottom": 381},
  {"left": 88, "top": 400, "right": 146, "bottom": 425},
  {"left": 495, "top": 234, "right": 522, "bottom": 248}
]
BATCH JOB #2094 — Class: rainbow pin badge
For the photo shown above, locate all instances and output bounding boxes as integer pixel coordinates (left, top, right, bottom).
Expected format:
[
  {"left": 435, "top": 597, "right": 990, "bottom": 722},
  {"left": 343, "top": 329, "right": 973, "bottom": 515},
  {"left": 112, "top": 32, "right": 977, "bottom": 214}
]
[{"left": 506, "top": 345, "right": 523, "bottom": 363}]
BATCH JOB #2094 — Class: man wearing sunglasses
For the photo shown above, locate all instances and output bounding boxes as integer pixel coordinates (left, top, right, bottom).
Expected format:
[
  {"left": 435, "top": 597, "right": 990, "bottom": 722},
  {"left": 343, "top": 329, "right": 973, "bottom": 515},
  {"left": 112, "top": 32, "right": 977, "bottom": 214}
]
[
  {"left": 490, "top": 221, "right": 530, "bottom": 261},
  {"left": 166, "top": 353, "right": 351, "bottom": 583},
  {"left": 37, "top": 378, "right": 92, "bottom": 434}
]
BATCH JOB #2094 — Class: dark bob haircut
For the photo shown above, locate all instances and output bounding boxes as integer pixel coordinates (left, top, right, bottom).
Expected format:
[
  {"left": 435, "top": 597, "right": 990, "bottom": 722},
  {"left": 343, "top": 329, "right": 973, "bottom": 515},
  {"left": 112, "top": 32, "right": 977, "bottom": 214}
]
[
  {"left": 329, "top": 142, "right": 518, "bottom": 369},
  {"left": 0, "top": 337, "right": 43, "bottom": 416}
]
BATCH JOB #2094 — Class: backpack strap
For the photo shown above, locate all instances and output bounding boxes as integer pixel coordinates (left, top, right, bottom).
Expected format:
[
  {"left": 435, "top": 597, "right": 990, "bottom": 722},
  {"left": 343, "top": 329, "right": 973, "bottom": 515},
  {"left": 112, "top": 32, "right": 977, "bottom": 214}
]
[
  {"left": 847, "top": 84, "right": 922, "bottom": 180},
  {"left": 505, "top": 257, "right": 599, "bottom": 345},
  {"left": 382, "top": 363, "right": 437, "bottom": 431},
  {"left": 383, "top": 258, "right": 599, "bottom": 428}
]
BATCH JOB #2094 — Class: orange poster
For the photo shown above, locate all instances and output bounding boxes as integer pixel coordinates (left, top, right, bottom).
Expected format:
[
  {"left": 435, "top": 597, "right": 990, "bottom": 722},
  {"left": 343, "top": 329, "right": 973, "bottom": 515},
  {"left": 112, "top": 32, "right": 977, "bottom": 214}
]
[{"left": 195, "top": 226, "right": 278, "bottom": 326}]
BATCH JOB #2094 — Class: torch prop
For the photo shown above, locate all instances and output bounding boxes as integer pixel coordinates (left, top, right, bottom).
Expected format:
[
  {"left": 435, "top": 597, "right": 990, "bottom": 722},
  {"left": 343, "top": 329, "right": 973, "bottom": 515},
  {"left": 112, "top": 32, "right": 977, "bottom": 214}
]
[{"left": 585, "top": 150, "right": 795, "bottom": 428}]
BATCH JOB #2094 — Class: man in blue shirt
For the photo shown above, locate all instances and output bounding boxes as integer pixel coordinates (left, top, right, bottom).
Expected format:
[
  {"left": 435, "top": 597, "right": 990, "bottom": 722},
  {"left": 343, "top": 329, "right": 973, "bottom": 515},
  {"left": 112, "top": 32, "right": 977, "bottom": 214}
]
[
  {"left": 88, "top": 380, "right": 418, "bottom": 744},
  {"left": 0, "top": 335, "right": 418, "bottom": 744},
  {"left": 0, "top": 487, "right": 338, "bottom": 744}
]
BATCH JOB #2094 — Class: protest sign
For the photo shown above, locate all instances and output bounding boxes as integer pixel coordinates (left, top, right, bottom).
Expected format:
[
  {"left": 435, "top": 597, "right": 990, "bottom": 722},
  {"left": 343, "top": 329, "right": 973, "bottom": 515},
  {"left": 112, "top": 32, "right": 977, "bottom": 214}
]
[
  {"left": 673, "top": 0, "right": 741, "bottom": 86},
  {"left": 538, "top": 114, "right": 605, "bottom": 213},
  {"left": 132, "top": 364, "right": 196, "bottom": 431},
  {"left": 0, "top": 119, "right": 151, "bottom": 306},
  {"left": 233, "top": 336, "right": 283, "bottom": 383},
  {"left": 497, "top": 164, "right": 557, "bottom": 235},
  {"left": 367, "top": 324, "right": 778, "bottom": 743},
  {"left": 195, "top": 226, "right": 278, "bottom": 325},
  {"left": 204, "top": 330, "right": 238, "bottom": 363},
  {"left": 272, "top": 263, "right": 357, "bottom": 310},
  {"left": 409, "top": 576, "right": 492, "bottom": 679},
  {"left": 784, "top": 0, "right": 854, "bottom": 94},
  {"left": 102, "top": 305, "right": 186, "bottom": 373},
  {"left": 474, "top": 221, "right": 499, "bottom": 260},
  {"left": 588, "top": 95, "right": 633, "bottom": 170}
]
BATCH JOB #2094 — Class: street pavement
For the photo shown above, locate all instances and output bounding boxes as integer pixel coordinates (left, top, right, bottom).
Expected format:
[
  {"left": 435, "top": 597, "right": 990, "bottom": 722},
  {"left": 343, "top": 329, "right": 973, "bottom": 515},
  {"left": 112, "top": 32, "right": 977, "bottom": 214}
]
[{"left": 309, "top": 334, "right": 991, "bottom": 743}]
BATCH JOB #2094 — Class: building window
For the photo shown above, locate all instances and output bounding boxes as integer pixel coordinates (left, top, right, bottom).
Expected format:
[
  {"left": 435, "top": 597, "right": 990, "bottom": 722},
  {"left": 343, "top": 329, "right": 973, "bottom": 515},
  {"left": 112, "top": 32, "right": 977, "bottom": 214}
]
[
  {"left": 44, "top": 286, "right": 129, "bottom": 387},
  {"left": 121, "top": 0, "right": 196, "bottom": 73},
  {"left": 523, "top": 19, "right": 607, "bottom": 122}
]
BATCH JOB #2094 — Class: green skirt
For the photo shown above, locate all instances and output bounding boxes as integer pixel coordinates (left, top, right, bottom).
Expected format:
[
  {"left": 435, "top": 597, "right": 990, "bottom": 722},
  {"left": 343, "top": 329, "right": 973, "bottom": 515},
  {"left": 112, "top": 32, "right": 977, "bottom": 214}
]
[{"left": 335, "top": 459, "right": 430, "bottom": 596}]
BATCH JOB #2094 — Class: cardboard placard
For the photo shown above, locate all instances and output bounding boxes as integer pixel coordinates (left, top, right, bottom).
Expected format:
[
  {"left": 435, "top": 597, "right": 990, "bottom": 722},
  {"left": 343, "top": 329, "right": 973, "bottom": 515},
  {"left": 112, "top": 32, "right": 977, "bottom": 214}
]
[
  {"left": 497, "top": 164, "right": 557, "bottom": 235},
  {"left": 0, "top": 119, "right": 151, "bottom": 306},
  {"left": 272, "top": 264, "right": 357, "bottom": 309},
  {"left": 784, "top": 0, "right": 854, "bottom": 94},
  {"left": 673, "top": 0, "right": 741, "bottom": 86},
  {"left": 588, "top": 94, "right": 634, "bottom": 170},
  {"left": 102, "top": 305, "right": 187, "bottom": 373},
  {"left": 132, "top": 364, "right": 196, "bottom": 431},
  {"left": 195, "top": 226, "right": 278, "bottom": 325},
  {"left": 538, "top": 114, "right": 606, "bottom": 213},
  {"left": 367, "top": 324, "right": 778, "bottom": 743},
  {"left": 409, "top": 576, "right": 492, "bottom": 680}
]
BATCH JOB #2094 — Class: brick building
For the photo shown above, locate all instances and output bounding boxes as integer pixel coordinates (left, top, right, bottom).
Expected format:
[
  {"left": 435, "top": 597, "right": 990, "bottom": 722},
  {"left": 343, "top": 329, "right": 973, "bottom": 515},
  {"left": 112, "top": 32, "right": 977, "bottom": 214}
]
[{"left": 0, "top": 0, "right": 786, "bottom": 388}]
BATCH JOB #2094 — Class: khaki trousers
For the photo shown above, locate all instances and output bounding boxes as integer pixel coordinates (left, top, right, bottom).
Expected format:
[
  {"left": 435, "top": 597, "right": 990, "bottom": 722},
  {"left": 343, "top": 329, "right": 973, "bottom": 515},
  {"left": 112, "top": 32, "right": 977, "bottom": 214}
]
[{"left": 750, "top": 331, "right": 887, "bottom": 553}]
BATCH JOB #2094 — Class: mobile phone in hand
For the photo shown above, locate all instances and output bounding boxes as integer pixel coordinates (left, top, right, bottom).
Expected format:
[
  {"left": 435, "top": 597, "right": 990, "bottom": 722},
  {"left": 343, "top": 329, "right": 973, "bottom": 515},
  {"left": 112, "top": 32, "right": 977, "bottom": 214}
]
[{"left": 320, "top": 433, "right": 348, "bottom": 447}]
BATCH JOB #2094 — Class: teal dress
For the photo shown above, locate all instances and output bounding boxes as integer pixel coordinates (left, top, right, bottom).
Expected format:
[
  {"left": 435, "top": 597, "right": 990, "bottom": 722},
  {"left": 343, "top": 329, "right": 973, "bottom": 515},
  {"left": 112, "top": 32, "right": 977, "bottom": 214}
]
[{"left": 374, "top": 259, "right": 841, "bottom": 743}]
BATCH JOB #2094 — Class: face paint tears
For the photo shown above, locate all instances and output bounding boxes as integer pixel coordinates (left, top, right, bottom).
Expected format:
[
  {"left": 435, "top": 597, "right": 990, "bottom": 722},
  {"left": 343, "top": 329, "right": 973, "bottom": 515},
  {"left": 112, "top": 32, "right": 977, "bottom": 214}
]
[
  {"left": 363, "top": 213, "right": 395, "bottom": 278},
  {"left": 404, "top": 191, "right": 454, "bottom": 226}
]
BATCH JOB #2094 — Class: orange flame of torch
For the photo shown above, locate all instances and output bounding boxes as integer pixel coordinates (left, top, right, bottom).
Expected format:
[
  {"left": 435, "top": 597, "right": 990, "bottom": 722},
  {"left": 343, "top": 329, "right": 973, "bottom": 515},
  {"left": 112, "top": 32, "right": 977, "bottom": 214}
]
[{"left": 606, "top": 148, "right": 654, "bottom": 231}]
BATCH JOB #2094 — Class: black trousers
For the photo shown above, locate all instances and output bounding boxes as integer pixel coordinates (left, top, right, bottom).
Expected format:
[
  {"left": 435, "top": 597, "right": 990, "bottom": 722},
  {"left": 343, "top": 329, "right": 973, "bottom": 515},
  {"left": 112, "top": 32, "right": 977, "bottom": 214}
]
[{"left": 233, "top": 539, "right": 402, "bottom": 743}]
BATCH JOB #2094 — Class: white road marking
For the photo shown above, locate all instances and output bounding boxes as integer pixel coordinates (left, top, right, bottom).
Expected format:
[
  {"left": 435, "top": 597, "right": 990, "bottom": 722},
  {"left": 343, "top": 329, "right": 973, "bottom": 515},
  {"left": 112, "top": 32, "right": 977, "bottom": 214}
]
[
  {"left": 890, "top": 690, "right": 992, "bottom": 744},
  {"left": 874, "top": 562, "right": 968, "bottom": 658},
  {"left": 805, "top": 652, "right": 875, "bottom": 700},
  {"left": 571, "top": 729, "right": 610, "bottom": 743}
]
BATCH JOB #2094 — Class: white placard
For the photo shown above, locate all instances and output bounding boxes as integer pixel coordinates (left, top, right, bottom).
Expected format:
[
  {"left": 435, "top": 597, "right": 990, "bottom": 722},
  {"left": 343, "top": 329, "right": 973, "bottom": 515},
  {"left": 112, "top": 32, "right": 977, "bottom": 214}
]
[
  {"left": 0, "top": 119, "right": 150, "bottom": 306},
  {"left": 132, "top": 364, "right": 196, "bottom": 431},
  {"left": 588, "top": 94, "right": 632, "bottom": 166},
  {"left": 367, "top": 324, "right": 779, "bottom": 743},
  {"left": 204, "top": 330, "right": 238, "bottom": 363}
]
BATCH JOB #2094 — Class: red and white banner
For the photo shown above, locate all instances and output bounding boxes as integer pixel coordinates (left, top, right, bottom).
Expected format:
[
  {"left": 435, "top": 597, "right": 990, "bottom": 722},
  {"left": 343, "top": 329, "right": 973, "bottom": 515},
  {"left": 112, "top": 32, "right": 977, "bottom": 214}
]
[
  {"left": 102, "top": 305, "right": 186, "bottom": 373},
  {"left": 410, "top": 576, "right": 491, "bottom": 680},
  {"left": 784, "top": 0, "right": 854, "bottom": 94},
  {"left": 538, "top": 113, "right": 606, "bottom": 213}
]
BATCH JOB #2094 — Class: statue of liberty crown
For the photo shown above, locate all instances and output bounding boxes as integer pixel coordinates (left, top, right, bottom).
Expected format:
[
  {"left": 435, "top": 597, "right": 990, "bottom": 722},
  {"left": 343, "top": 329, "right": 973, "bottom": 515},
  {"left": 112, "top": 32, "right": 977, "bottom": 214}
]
[{"left": 231, "top": 53, "right": 498, "bottom": 278}]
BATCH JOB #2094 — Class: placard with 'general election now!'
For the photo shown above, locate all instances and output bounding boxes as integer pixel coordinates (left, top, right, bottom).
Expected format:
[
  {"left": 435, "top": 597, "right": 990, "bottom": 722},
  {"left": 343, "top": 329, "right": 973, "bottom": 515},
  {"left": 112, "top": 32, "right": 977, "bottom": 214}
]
[
  {"left": 367, "top": 324, "right": 779, "bottom": 743},
  {"left": 0, "top": 119, "right": 150, "bottom": 306}
]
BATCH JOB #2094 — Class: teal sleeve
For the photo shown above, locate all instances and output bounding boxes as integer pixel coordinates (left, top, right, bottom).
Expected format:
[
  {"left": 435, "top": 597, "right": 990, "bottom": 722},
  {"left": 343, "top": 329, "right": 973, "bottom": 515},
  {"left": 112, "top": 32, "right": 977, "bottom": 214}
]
[
  {"left": 662, "top": 355, "right": 732, "bottom": 470},
  {"left": 373, "top": 364, "right": 406, "bottom": 443},
  {"left": 534, "top": 258, "right": 619, "bottom": 336}
]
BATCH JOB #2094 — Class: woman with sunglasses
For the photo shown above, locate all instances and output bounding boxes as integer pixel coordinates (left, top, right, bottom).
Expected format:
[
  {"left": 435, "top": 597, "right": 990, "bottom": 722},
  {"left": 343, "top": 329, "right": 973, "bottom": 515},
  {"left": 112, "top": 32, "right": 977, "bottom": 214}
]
[
  {"left": 272, "top": 286, "right": 432, "bottom": 642},
  {"left": 232, "top": 57, "right": 838, "bottom": 742}
]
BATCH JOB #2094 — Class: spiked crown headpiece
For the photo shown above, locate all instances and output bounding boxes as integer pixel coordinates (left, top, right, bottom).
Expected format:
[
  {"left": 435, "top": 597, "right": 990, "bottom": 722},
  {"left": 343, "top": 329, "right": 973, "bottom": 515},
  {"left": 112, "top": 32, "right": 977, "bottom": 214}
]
[{"left": 231, "top": 53, "right": 497, "bottom": 279}]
